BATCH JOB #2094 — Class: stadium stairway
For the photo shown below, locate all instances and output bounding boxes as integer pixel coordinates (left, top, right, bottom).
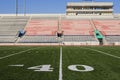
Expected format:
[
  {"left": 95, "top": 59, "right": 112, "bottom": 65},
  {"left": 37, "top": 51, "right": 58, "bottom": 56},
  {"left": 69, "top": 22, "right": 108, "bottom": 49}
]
[
  {"left": 15, "top": 16, "right": 31, "bottom": 43},
  {"left": 89, "top": 19, "right": 107, "bottom": 45},
  {"left": 92, "top": 19, "right": 120, "bottom": 45},
  {"left": 89, "top": 18, "right": 96, "bottom": 30}
]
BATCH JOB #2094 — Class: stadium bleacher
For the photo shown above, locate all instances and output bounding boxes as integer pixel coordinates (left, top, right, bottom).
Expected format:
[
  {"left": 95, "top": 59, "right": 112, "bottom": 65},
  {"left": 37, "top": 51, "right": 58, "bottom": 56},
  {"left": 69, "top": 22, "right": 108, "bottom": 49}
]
[
  {"left": 18, "top": 35, "right": 58, "bottom": 43},
  {"left": 0, "top": 16, "right": 120, "bottom": 45},
  {"left": 93, "top": 19, "right": 120, "bottom": 44},
  {"left": 31, "top": 16, "right": 58, "bottom": 20},
  {"left": 61, "top": 19, "right": 93, "bottom": 35},
  {"left": 61, "top": 18, "right": 98, "bottom": 44},
  {"left": 63, "top": 35, "right": 97, "bottom": 42},
  {"left": 25, "top": 16, "right": 58, "bottom": 35},
  {"left": 0, "top": 36, "right": 17, "bottom": 43},
  {"left": 105, "top": 35, "right": 120, "bottom": 42},
  {"left": 18, "top": 16, "right": 59, "bottom": 43},
  {"left": 18, "top": 17, "right": 98, "bottom": 44},
  {"left": 0, "top": 16, "right": 29, "bottom": 43}
]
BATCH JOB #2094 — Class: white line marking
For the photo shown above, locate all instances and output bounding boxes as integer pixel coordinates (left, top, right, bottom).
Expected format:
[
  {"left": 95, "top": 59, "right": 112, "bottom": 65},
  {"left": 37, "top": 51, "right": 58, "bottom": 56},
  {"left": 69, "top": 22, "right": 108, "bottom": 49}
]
[
  {"left": 59, "top": 47, "right": 63, "bottom": 80},
  {"left": 9, "top": 64, "right": 24, "bottom": 67},
  {"left": 0, "top": 47, "right": 39, "bottom": 60},
  {"left": 83, "top": 47, "right": 120, "bottom": 59}
]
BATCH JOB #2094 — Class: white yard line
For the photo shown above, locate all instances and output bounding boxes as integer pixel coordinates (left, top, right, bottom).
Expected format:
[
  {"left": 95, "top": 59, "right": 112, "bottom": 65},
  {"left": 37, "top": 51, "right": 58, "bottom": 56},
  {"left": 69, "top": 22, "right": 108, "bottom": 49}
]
[
  {"left": 83, "top": 47, "right": 120, "bottom": 59},
  {"left": 59, "top": 47, "right": 63, "bottom": 80},
  {"left": 8, "top": 64, "right": 24, "bottom": 67},
  {"left": 0, "top": 47, "right": 39, "bottom": 60}
]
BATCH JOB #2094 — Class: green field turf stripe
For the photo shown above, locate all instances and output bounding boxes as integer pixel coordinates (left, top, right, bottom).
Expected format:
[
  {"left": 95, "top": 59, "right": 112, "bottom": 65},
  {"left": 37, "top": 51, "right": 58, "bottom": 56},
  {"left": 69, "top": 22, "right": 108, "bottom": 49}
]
[
  {"left": 83, "top": 47, "right": 120, "bottom": 59},
  {"left": 59, "top": 47, "right": 63, "bottom": 80},
  {"left": 0, "top": 47, "right": 39, "bottom": 60}
]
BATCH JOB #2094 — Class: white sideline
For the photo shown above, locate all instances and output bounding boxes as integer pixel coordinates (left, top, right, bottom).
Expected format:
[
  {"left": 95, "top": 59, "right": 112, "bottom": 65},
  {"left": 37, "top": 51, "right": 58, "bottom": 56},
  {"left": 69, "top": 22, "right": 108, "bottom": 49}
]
[
  {"left": 59, "top": 47, "right": 63, "bottom": 80},
  {"left": 0, "top": 47, "right": 39, "bottom": 60},
  {"left": 83, "top": 47, "right": 120, "bottom": 59}
]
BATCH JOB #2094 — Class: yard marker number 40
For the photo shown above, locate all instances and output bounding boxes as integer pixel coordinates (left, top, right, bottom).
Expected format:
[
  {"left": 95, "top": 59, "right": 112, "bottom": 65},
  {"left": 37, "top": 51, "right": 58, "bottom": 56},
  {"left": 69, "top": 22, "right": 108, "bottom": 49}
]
[
  {"left": 9, "top": 64, "right": 94, "bottom": 72},
  {"left": 28, "top": 65, "right": 53, "bottom": 72}
]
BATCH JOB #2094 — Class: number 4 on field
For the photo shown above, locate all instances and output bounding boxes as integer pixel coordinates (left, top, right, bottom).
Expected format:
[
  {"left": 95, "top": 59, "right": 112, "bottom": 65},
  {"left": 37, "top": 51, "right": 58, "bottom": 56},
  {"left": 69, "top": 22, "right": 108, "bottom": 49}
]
[{"left": 27, "top": 65, "right": 53, "bottom": 72}]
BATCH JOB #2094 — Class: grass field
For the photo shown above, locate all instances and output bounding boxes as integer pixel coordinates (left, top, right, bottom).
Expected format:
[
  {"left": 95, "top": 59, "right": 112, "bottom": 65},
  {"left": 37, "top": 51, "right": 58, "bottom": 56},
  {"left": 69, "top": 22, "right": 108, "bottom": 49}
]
[{"left": 0, "top": 46, "right": 120, "bottom": 80}]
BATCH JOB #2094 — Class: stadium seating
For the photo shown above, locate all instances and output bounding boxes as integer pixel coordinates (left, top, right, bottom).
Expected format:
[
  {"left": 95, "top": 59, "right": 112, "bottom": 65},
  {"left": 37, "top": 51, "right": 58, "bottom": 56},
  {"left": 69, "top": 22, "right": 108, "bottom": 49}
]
[
  {"left": 1, "top": 16, "right": 120, "bottom": 45},
  {"left": 0, "top": 16, "right": 29, "bottom": 43},
  {"left": 18, "top": 16, "right": 59, "bottom": 43},
  {"left": 25, "top": 17, "right": 58, "bottom": 35},
  {"left": 18, "top": 35, "right": 58, "bottom": 43},
  {"left": 93, "top": 19, "right": 120, "bottom": 35},
  {"left": 31, "top": 16, "right": 58, "bottom": 20},
  {"left": 105, "top": 36, "right": 120, "bottom": 42},
  {"left": 61, "top": 19, "right": 93, "bottom": 35},
  {"left": 61, "top": 19, "right": 97, "bottom": 43},
  {"left": 63, "top": 35, "right": 97, "bottom": 42},
  {"left": 18, "top": 18, "right": 98, "bottom": 44},
  {"left": 0, "top": 36, "right": 17, "bottom": 43},
  {"left": 93, "top": 19, "right": 120, "bottom": 44}
]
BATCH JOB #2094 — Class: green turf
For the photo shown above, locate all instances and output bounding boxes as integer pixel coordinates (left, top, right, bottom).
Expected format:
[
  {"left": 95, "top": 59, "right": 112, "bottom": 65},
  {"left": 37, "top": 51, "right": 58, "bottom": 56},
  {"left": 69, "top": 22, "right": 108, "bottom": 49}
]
[
  {"left": 0, "top": 46, "right": 34, "bottom": 57},
  {"left": 0, "top": 46, "right": 120, "bottom": 80},
  {"left": 87, "top": 46, "right": 120, "bottom": 57},
  {"left": 62, "top": 46, "right": 120, "bottom": 80},
  {"left": 0, "top": 46, "right": 60, "bottom": 80}
]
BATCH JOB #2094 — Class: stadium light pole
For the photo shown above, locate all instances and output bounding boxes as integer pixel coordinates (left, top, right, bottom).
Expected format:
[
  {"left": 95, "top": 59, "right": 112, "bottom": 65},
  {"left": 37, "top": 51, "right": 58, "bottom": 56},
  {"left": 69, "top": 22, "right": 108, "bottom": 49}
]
[
  {"left": 16, "top": 0, "right": 18, "bottom": 16},
  {"left": 24, "top": 0, "right": 26, "bottom": 16}
]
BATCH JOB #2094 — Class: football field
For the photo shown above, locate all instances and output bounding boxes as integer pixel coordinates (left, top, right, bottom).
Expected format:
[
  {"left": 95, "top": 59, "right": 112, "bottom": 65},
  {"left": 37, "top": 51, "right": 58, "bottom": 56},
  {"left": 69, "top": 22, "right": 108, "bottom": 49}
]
[{"left": 0, "top": 46, "right": 120, "bottom": 80}]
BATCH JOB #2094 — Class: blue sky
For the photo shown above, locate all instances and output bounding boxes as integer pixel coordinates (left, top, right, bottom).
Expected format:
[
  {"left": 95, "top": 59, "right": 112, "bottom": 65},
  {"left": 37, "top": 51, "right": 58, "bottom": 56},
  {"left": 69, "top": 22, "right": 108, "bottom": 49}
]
[{"left": 0, "top": 0, "right": 120, "bottom": 14}]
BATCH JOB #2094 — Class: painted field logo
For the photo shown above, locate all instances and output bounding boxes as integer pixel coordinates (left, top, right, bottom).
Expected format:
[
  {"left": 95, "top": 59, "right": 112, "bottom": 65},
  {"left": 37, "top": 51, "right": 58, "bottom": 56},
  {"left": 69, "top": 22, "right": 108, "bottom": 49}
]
[{"left": 27, "top": 65, "right": 53, "bottom": 72}]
